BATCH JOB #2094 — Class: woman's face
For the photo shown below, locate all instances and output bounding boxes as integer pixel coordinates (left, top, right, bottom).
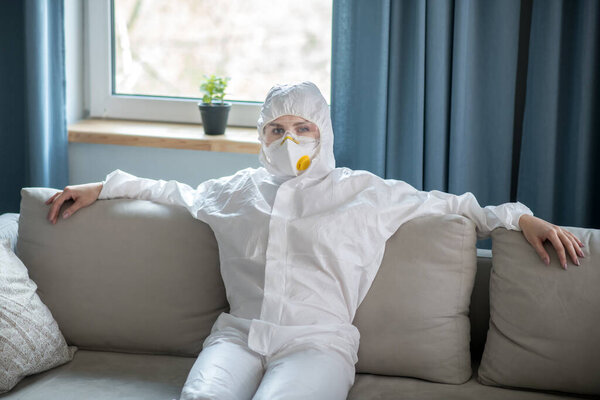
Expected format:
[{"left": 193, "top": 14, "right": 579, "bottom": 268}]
[{"left": 263, "top": 115, "right": 320, "bottom": 146}]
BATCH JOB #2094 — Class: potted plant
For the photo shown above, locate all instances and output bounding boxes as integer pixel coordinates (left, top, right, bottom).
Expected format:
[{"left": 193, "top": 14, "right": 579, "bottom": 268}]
[{"left": 198, "top": 75, "right": 231, "bottom": 135}]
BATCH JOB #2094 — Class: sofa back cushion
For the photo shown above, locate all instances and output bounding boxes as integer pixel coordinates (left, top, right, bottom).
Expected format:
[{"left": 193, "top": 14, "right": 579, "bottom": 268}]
[
  {"left": 17, "top": 188, "right": 228, "bottom": 357},
  {"left": 354, "top": 214, "right": 477, "bottom": 384},
  {"left": 478, "top": 227, "right": 600, "bottom": 395}
]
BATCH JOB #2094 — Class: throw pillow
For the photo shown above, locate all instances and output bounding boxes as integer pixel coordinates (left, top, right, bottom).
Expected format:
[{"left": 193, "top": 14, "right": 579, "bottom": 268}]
[
  {"left": 478, "top": 227, "right": 600, "bottom": 395},
  {"left": 0, "top": 239, "right": 76, "bottom": 393},
  {"left": 0, "top": 213, "right": 19, "bottom": 252}
]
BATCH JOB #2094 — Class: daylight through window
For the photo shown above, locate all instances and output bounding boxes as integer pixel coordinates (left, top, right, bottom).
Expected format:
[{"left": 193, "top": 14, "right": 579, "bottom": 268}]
[{"left": 113, "top": 0, "right": 332, "bottom": 103}]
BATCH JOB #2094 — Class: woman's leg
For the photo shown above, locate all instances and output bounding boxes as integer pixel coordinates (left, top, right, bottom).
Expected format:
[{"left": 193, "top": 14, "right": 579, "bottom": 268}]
[
  {"left": 179, "top": 341, "right": 264, "bottom": 400},
  {"left": 252, "top": 346, "right": 355, "bottom": 400}
]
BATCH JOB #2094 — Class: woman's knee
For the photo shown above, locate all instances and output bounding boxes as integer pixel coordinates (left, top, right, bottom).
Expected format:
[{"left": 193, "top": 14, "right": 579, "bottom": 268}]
[
  {"left": 179, "top": 341, "right": 264, "bottom": 400},
  {"left": 253, "top": 346, "right": 355, "bottom": 400},
  {"left": 179, "top": 381, "right": 213, "bottom": 400}
]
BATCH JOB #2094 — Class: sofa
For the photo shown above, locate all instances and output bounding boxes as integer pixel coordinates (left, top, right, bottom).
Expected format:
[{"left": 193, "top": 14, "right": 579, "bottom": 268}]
[{"left": 1, "top": 187, "right": 598, "bottom": 400}]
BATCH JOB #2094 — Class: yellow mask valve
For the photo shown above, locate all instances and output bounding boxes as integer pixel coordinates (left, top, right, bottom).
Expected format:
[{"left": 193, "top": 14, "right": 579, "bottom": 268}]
[{"left": 297, "top": 155, "right": 311, "bottom": 171}]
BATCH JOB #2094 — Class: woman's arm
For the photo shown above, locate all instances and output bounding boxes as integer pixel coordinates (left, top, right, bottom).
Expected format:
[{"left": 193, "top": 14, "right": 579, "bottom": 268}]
[
  {"left": 382, "top": 178, "right": 584, "bottom": 269},
  {"left": 46, "top": 169, "right": 209, "bottom": 224},
  {"left": 96, "top": 169, "right": 199, "bottom": 206},
  {"left": 412, "top": 189, "right": 584, "bottom": 269}
]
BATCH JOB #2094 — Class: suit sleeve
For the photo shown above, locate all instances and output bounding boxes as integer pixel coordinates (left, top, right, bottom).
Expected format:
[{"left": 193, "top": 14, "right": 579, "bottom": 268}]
[
  {"left": 383, "top": 179, "right": 533, "bottom": 239},
  {"left": 415, "top": 189, "right": 533, "bottom": 238},
  {"left": 97, "top": 169, "right": 212, "bottom": 220}
]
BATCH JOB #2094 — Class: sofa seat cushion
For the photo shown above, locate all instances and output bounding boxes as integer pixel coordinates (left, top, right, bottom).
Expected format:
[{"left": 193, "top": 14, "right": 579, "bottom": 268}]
[
  {"left": 2, "top": 353, "right": 593, "bottom": 400},
  {"left": 0, "top": 350, "right": 196, "bottom": 400},
  {"left": 348, "top": 361, "right": 597, "bottom": 400}
]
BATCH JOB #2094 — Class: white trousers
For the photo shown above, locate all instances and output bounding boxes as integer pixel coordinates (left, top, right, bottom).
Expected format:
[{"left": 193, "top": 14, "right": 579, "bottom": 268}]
[{"left": 179, "top": 340, "right": 355, "bottom": 400}]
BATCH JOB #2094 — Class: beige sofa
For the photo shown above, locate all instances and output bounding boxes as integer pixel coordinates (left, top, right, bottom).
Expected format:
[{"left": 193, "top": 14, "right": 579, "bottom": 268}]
[{"left": 1, "top": 188, "right": 598, "bottom": 400}]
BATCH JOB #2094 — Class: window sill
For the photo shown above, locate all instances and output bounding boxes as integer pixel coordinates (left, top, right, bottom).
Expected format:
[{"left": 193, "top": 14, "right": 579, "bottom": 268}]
[{"left": 68, "top": 119, "right": 260, "bottom": 154}]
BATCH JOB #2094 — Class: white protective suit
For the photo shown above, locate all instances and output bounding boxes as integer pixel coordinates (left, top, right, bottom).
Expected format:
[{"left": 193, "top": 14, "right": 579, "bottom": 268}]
[{"left": 97, "top": 82, "right": 533, "bottom": 400}]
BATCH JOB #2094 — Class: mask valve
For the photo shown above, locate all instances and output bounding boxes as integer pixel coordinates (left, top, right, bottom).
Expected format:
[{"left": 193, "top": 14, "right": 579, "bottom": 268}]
[{"left": 297, "top": 155, "right": 311, "bottom": 171}]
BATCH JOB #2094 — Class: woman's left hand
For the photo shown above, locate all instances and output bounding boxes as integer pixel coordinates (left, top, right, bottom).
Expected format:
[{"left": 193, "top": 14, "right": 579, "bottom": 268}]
[{"left": 519, "top": 214, "right": 585, "bottom": 269}]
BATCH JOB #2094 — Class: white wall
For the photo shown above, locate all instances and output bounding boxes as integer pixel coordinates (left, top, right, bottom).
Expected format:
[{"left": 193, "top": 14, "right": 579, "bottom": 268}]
[
  {"left": 65, "top": 0, "right": 260, "bottom": 187},
  {"left": 68, "top": 143, "right": 260, "bottom": 186},
  {"left": 65, "top": 0, "right": 84, "bottom": 124}
]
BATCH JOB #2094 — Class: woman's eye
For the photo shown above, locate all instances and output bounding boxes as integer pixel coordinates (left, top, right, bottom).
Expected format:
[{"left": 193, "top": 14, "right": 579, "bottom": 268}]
[
  {"left": 297, "top": 126, "right": 310, "bottom": 133},
  {"left": 271, "top": 128, "right": 284, "bottom": 135}
]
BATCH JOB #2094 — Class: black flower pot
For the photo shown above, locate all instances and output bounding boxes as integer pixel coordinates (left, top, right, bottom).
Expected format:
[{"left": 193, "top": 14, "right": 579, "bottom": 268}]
[{"left": 198, "top": 102, "right": 231, "bottom": 135}]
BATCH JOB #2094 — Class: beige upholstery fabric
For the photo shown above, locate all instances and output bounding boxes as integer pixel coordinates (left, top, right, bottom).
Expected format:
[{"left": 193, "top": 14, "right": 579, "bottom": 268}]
[
  {"left": 468, "top": 254, "right": 492, "bottom": 361},
  {"left": 478, "top": 227, "right": 600, "bottom": 395},
  {"left": 3, "top": 352, "right": 590, "bottom": 400},
  {"left": 348, "top": 361, "right": 594, "bottom": 400},
  {"left": 0, "top": 350, "right": 195, "bottom": 400},
  {"left": 0, "top": 239, "right": 76, "bottom": 394},
  {"left": 17, "top": 188, "right": 228, "bottom": 357},
  {"left": 354, "top": 214, "right": 477, "bottom": 384}
]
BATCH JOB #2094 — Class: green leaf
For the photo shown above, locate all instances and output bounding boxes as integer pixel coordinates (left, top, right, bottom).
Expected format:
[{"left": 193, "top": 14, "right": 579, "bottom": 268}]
[{"left": 200, "top": 74, "right": 230, "bottom": 103}]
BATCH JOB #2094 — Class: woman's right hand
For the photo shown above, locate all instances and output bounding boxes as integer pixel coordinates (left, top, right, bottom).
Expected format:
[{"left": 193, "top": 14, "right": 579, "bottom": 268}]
[{"left": 45, "top": 182, "right": 104, "bottom": 224}]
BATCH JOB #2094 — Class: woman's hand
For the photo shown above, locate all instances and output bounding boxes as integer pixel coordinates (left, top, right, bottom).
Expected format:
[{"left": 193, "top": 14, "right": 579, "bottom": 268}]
[
  {"left": 45, "top": 182, "right": 103, "bottom": 224},
  {"left": 519, "top": 214, "right": 585, "bottom": 269}
]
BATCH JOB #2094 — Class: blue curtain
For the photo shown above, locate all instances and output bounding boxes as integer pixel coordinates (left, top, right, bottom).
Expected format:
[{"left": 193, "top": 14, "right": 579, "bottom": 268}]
[
  {"left": 518, "top": 1, "right": 600, "bottom": 228},
  {"left": 0, "top": 0, "right": 68, "bottom": 214},
  {"left": 332, "top": 0, "right": 600, "bottom": 229}
]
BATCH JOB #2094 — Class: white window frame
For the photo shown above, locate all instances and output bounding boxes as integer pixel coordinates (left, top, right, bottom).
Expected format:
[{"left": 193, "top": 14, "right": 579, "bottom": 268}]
[{"left": 85, "top": 0, "right": 260, "bottom": 126}]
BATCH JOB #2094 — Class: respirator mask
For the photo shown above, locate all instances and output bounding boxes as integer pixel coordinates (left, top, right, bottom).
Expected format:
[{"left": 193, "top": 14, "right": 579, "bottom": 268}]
[{"left": 262, "top": 132, "right": 320, "bottom": 177}]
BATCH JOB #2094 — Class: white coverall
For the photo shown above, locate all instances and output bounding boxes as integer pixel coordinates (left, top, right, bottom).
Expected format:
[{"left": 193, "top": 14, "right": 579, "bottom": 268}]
[{"left": 98, "top": 82, "right": 532, "bottom": 400}]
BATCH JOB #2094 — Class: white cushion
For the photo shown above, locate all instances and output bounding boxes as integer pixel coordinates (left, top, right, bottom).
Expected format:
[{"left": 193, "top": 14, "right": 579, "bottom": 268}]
[
  {"left": 0, "top": 239, "right": 76, "bottom": 393},
  {"left": 0, "top": 213, "right": 18, "bottom": 252}
]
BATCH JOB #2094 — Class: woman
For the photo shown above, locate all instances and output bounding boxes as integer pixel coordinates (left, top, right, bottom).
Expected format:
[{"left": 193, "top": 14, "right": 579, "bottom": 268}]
[{"left": 46, "top": 82, "right": 584, "bottom": 400}]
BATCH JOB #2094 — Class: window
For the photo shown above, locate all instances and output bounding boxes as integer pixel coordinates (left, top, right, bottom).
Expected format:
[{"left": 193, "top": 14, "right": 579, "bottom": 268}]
[{"left": 86, "top": 0, "right": 332, "bottom": 127}]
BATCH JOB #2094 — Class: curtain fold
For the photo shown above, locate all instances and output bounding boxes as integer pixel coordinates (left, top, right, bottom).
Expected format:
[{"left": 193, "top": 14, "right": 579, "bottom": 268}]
[
  {"left": 447, "top": 0, "right": 522, "bottom": 206},
  {"left": 518, "top": 0, "right": 600, "bottom": 228},
  {"left": 332, "top": 0, "right": 599, "bottom": 229},
  {"left": 0, "top": 0, "right": 68, "bottom": 214},
  {"left": 331, "top": 0, "right": 391, "bottom": 176}
]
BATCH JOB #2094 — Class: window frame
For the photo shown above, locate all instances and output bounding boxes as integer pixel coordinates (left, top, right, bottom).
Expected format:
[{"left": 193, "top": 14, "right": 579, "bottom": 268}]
[{"left": 85, "top": 0, "right": 260, "bottom": 127}]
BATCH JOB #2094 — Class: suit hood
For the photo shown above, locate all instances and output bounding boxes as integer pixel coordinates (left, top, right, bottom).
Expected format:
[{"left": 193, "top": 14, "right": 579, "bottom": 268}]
[{"left": 257, "top": 82, "right": 335, "bottom": 181}]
